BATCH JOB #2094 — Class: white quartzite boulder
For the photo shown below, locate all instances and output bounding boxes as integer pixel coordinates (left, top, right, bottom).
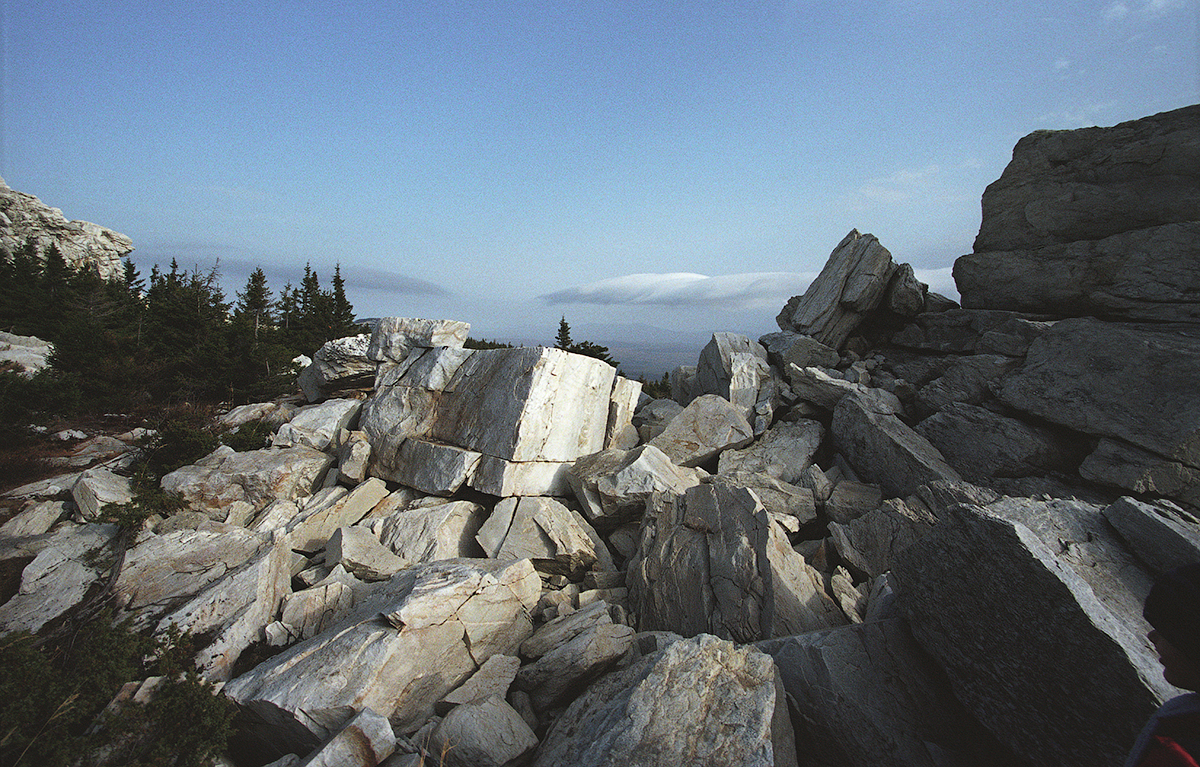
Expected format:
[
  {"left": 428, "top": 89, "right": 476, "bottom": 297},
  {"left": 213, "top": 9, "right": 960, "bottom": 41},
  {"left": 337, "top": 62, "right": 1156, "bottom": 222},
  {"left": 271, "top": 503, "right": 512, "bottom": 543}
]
[
  {"left": 161, "top": 446, "right": 334, "bottom": 516},
  {"left": 224, "top": 558, "right": 541, "bottom": 755},
  {"left": 567, "top": 444, "right": 706, "bottom": 527},
  {"left": 647, "top": 393, "right": 754, "bottom": 468}
]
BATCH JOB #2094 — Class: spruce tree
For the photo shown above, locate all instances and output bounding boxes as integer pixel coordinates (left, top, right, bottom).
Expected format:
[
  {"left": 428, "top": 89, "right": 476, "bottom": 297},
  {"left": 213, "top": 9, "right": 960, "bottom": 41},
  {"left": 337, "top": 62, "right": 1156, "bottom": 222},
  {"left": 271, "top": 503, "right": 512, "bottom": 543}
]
[{"left": 555, "top": 316, "right": 573, "bottom": 350}]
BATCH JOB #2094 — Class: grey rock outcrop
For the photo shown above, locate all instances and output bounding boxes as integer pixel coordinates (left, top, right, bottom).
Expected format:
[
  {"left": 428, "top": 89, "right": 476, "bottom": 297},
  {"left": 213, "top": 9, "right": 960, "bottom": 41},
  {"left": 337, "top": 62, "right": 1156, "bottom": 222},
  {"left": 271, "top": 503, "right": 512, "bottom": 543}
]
[
  {"left": 567, "top": 444, "right": 706, "bottom": 528},
  {"left": 956, "top": 104, "right": 1200, "bottom": 323},
  {"left": 628, "top": 483, "right": 844, "bottom": 643},
  {"left": 647, "top": 393, "right": 754, "bottom": 467},
  {"left": 776, "top": 230, "right": 907, "bottom": 349},
  {"left": 531, "top": 634, "right": 797, "bottom": 767},
  {"left": 892, "top": 504, "right": 1171, "bottom": 767}
]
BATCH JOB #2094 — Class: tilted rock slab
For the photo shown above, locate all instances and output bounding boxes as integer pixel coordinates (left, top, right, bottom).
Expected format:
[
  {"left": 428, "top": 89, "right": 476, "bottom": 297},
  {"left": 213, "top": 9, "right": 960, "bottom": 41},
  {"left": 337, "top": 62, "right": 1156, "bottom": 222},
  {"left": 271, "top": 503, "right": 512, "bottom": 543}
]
[
  {"left": 998, "top": 318, "right": 1200, "bottom": 505},
  {"left": 299, "top": 334, "right": 375, "bottom": 402},
  {"left": 647, "top": 393, "right": 754, "bottom": 468},
  {"left": 0, "top": 523, "right": 117, "bottom": 634},
  {"left": 1102, "top": 496, "right": 1200, "bottom": 576},
  {"left": 759, "top": 619, "right": 1014, "bottom": 767},
  {"left": 567, "top": 444, "right": 706, "bottom": 528},
  {"left": 272, "top": 398, "right": 362, "bottom": 451},
  {"left": 428, "top": 695, "right": 538, "bottom": 767},
  {"left": 151, "top": 529, "right": 292, "bottom": 681},
  {"left": 717, "top": 419, "right": 824, "bottom": 484},
  {"left": 695, "top": 332, "right": 772, "bottom": 422},
  {"left": 531, "top": 633, "right": 797, "bottom": 767},
  {"left": 161, "top": 445, "right": 334, "bottom": 516},
  {"left": 224, "top": 558, "right": 541, "bottom": 755},
  {"left": 891, "top": 504, "right": 1172, "bottom": 767},
  {"left": 296, "top": 707, "right": 396, "bottom": 767},
  {"left": 476, "top": 496, "right": 609, "bottom": 576},
  {"left": 366, "top": 499, "right": 485, "bottom": 564},
  {"left": 628, "top": 483, "right": 844, "bottom": 643},
  {"left": 71, "top": 466, "right": 133, "bottom": 520},
  {"left": 832, "top": 393, "right": 961, "bottom": 498},
  {"left": 775, "top": 229, "right": 898, "bottom": 349}
]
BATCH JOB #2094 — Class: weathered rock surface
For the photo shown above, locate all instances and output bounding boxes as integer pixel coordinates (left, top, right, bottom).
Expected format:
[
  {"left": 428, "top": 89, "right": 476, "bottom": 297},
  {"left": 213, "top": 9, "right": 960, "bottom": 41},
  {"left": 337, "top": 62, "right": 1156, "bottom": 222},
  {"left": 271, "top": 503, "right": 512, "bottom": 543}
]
[
  {"left": 297, "top": 707, "right": 396, "bottom": 767},
  {"left": 299, "top": 334, "right": 375, "bottom": 401},
  {"left": 760, "top": 619, "right": 1013, "bottom": 767},
  {"left": 0, "top": 523, "right": 117, "bottom": 634},
  {"left": 514, "top": 621, "right": 636, "bottom": 710},
  {"left": 224, "top": 558, "right": 540, "bottom": 754},
  {"left": 0, "top": 331, "right": 53, "bottom": 378},
  {"left": 999, "top": 319, "right": 1200, "bottom": 473},
  {"left": 162, "top": 446, "right": 334, "bottom": 516},
  {"left": 892, "top": 504, "right": 1171, "bottom": 767},
  {"left": 717, "top": 420, "right": 823, "bottom": 484},
  {"left": 567, "top": 444, "right": 705, "bottom": 527},
  {"left": 828, "top": 497, "right": 937, "bottom": 578},
  {"left": 916, "top": 402, "right": 1081, "bottom": 481},
  {"left": 272, "top": 398, "right": 362, "bottom": 451},
  {"left": 0, "top": 175, "right": 132, "bottom": 280},
  {"left": 958, "top": 104, "right": 1200, "bottom": 321},
  {"left": 367, "top": 499, "right": 485, "bottom": 564},
  {"left": 428, "top": 695, "right": 538, "bottom": 767},
  {"left": 832, "top": 393, "right": 961, "bottom": 498},
  {"left": 647, "top": 393, "right": 754, "bottom": 467},
  {"left": 367, "top": 317, "right": 470, "bottom": 363},
  {"left": 1102, "top": 496, "right": 1200, "bottom": 576},
  {"left": 531, "top": 633, "right": 797, "bottom": 767},
  {"left": 629, "top": 483, "right": 844, "bottom": 643},
  {"left": 71, "top": 467, "right": 133, "bottom": 520},
  {"left": 475, "top": 496, "right": 607, "bottom": 576},
  {"left": 776, "top": 230, "right": 896, "bottom": 348}
]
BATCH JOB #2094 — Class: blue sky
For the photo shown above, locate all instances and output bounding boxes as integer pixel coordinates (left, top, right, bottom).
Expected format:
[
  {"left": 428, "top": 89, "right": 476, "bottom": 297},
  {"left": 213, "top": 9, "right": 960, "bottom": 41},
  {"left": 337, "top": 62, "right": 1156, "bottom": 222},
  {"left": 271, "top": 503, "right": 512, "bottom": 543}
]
[{"left": 2, "top": 0, "right": 1197, "bottom": 362}]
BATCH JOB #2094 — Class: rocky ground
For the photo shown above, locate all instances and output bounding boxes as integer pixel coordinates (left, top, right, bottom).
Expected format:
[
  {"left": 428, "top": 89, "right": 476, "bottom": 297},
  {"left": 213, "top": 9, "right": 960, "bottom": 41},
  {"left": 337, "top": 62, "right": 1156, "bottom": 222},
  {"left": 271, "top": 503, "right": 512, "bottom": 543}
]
[{"left": 1, "top": 104, "right": 1198, "bottom": 767}]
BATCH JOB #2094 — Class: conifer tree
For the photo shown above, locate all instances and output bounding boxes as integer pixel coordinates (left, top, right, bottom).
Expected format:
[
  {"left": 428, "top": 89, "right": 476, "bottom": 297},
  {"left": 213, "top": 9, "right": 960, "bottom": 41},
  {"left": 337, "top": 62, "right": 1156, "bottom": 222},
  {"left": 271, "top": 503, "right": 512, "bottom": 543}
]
[{"left": 555, "top": 316, "right": 573, "bottom": 350}]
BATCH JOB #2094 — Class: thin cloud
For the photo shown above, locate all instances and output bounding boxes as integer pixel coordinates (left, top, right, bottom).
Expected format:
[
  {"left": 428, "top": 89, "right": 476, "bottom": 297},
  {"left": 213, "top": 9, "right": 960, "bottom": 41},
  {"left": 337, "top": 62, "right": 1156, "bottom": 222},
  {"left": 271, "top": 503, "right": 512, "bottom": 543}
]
[
  {"left": 542, "top": 272, "right": 817, "bottom": 311},
  {"left": 343, "top": 266, "right": 450, "bottom": 297},
  {"left": 1103, "top": 1, "right": 1130, "bottom": 19}
]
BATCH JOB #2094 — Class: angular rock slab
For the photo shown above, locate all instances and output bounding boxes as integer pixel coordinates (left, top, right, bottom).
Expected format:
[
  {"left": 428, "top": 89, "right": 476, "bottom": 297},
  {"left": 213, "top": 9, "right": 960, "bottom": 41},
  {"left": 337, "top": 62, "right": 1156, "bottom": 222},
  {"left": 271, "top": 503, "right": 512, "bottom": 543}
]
[
  {"left": 367, "top": 499, "right": 485, "bottom": 564},
  {"left": 299, "top": 334, "right": 374, "bottom": 402},
  {"left": 71, "top": 466, "right": 133, "bottom": 521},
  {"left": 759, "top": 619, "right": 1014, "bottom": 767},
  {"left": 832, "top": 393, "right": 961, "bottom": 498},
  {"left": 476, "top": 496, "right": 608, "bottom": 576},
  {"left": 915, "top": 402, "right": 1081, "bottom": 481},
  {"left": 998, "top": 318, "right": 1200, "bottom": 497},
  {"left": 531, "top": 634, "right": 797, "bottom": 767},
  {"left": 891, "top": 504, "right": 1172, "bottom": 767},
  {"left": 628, "top": 482, "right": 844, "bottom": 643},
  {"left": 224, "top": 558, "right": 541, "bottom": 755},
  {"left": 429, "top": 696, "right": 538, "bottom": 767},
  {"left": 272, "top": 398, "right": 362, "bottom": 451},
  {"left": 776, "top": 229, "right": 898, "bottom": 349},
  {"left": 367, "top": 317, "right": 470, "bottom": 363},
  {"left": 297, "top": 707, "right": 395, "bottom": 767},
  {"left": 161, "top": 446, "right": 334, "bottom": 515},
  {"left": 567, "top": 444, "right": 706, "bottom": 527},
  {"left": 1102, "top": 496, "right": 1200, "bottom": 576},
  {"left": 718, "top": 420, "right": 824, "bottom": 484},
  {"left": 647, "top": 393, "right": 754, "bottom": 468},
  {"left": 0, "top": 523, "right": 117, "bottom": 634}
]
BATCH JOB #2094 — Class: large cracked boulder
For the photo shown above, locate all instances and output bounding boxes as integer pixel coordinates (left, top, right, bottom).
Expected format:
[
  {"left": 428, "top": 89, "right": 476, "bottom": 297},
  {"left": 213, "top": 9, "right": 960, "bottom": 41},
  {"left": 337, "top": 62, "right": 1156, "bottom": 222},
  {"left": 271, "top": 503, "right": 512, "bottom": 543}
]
[
  {"left": 362, "top": 346, "right": 625, "bottom": 495},
  {"left": 224, "top": 558, "right": 540, "bottom": 759},
  {"left": 531, "top": 634, "right": 798, "bottom": 767},
  {"left": 628, "top": 482, "right": 845, "bottom": 643},
  {"left": 891, "top": 503, "right": 1174, "bottom": 767}
]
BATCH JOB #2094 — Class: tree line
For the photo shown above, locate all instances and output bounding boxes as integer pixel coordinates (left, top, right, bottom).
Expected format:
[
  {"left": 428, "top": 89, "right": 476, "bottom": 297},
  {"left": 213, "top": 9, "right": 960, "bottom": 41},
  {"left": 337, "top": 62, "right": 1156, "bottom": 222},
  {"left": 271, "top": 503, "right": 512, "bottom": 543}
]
[{"left": 0, "top": 239, "right": 365, "bottom": 415}]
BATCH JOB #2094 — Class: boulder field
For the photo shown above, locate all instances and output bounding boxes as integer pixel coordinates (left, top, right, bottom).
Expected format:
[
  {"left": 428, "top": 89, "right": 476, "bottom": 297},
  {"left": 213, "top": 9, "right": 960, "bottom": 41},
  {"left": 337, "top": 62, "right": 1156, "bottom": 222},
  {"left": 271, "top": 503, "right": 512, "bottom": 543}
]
[{"left": 3, "top": 104, "right": 1199, "bottom": 767}]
